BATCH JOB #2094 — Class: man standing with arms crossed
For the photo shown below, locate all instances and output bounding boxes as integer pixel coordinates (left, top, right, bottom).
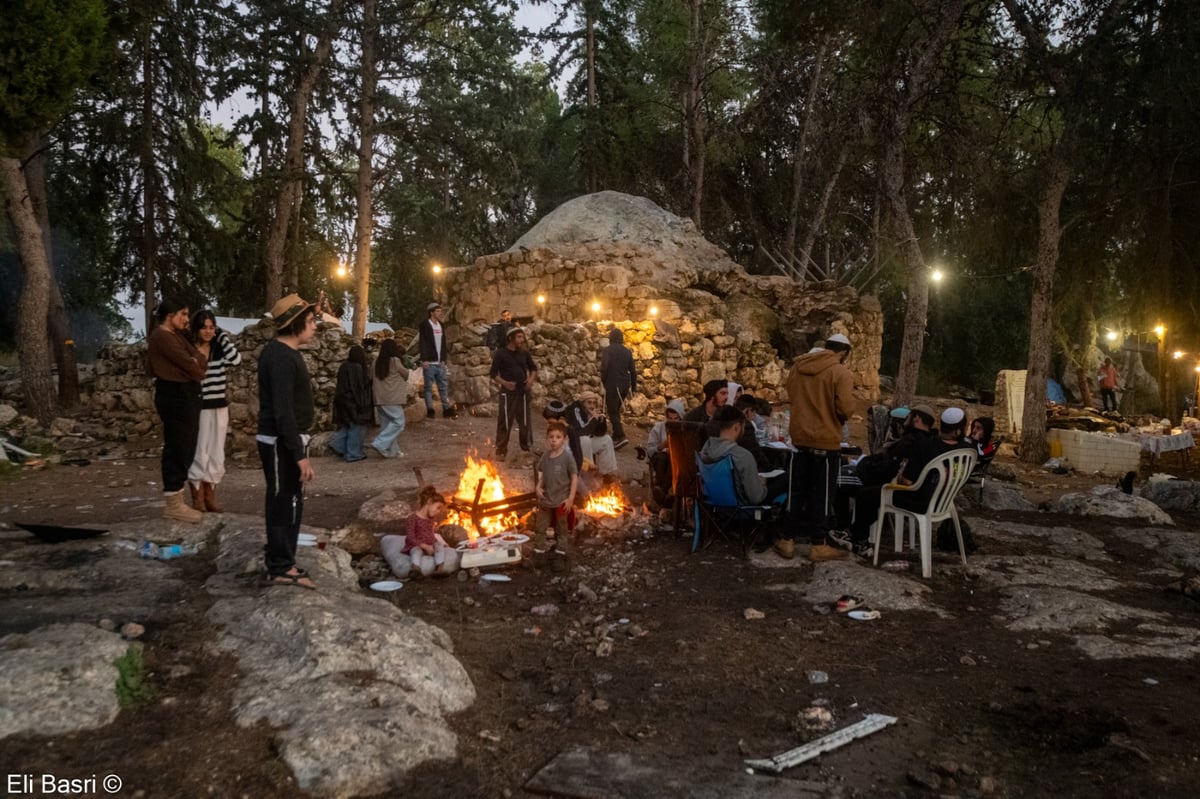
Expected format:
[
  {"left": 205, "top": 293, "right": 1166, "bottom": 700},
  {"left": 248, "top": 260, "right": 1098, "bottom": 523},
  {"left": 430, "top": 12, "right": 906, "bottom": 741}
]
[
  {"left": 490, "top": 326, "right": 538, "bottom": 462},
  {"left": 779, "top": 333, "right": 854, "bottom": 562}
]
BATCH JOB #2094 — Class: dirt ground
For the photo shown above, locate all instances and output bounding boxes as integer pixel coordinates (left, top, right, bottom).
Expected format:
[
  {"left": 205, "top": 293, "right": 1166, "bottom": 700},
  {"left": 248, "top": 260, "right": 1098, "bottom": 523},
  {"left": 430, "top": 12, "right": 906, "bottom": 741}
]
[{"left": 2, "top": 410, "right": 1200, "bottom": 798}]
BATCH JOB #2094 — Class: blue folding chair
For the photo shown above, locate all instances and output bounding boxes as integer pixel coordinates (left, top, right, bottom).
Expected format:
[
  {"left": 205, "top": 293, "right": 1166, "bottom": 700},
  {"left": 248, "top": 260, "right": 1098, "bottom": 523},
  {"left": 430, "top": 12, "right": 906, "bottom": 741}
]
[{"left": 692, "top": 454, "right": 787, "bottom": 557}]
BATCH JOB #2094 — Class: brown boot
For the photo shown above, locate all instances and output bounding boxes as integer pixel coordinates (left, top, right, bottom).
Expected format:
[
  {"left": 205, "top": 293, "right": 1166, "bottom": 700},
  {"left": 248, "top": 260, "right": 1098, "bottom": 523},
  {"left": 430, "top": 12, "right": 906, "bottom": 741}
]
[
  {"left": 202, "top": 481, "right": 224, "bottom": 513},
  {"left": 189, "top": 482, "right": 203, "bottom": 510},
  {"left": 164, "top": 489, "right": 203, "bottom": 523}
]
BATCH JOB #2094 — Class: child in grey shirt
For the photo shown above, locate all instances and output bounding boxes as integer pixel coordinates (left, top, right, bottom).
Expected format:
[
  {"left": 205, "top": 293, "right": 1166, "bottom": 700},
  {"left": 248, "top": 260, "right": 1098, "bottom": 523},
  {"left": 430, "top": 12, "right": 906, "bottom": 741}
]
[{"left": 534, "top": 419, "right": 579, "bottom": 556}]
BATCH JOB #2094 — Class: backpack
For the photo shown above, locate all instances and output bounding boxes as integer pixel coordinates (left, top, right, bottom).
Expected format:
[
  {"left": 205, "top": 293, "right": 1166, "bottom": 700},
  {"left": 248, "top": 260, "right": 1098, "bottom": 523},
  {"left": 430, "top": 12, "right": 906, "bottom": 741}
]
[{"left": 936, "top": 518, "right": 977, "bottom": 554}]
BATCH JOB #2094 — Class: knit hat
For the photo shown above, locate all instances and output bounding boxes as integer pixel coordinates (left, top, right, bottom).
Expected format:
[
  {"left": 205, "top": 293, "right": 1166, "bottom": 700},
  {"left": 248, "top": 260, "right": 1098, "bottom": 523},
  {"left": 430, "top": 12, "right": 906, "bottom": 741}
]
[
  {"left": 941, "top": 407, "right": 965, "bottom": 425},
  {"left": 825, "top": 333, "right": 851, "bottom": 352},
  {"left": 506, "top": 325, "right": 524, "bottom": 339},
  {"left": 268, "top": 294, "right": 313, "bottom": 330},
  {"left": 543, "top": 399, "right": 567, "bottom": 419}
]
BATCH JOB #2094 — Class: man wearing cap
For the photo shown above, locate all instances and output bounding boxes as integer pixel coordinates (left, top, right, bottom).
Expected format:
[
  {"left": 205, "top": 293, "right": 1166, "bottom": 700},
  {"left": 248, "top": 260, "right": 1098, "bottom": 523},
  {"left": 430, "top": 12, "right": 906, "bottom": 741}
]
[
  {"left": 418, "top": 302, "right": 456, "bottom": 419},
  {"left": 780, "top": 333, "right": 855, "bottom": 561},
  {"left": 490, "top": 326, "right": 538, "bottom": 460},
  {"left": 257, "top": 294, "right": 319, "bottom": 589},
  {"left": 565, "top": 390, "right": 619, "bottom": 481},
  {"left": 841, "top": 404, "right": 944, "bottom": 557}
]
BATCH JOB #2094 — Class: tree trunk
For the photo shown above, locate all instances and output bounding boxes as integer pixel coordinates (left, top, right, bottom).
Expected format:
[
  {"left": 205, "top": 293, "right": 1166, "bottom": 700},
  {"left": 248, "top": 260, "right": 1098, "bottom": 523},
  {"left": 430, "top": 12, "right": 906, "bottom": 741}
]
[
  {"left": 797, "top": 141, "right": 847, "bottom": 278},
  {"left": 783, "top": 40, "right": 828, "bottom": 257},
  {"left": 1020, "top": 156, "right": 1070, "bottom": 464},
  {"left": 2, "top": 157, "right": 56, "bottom": 425},
  {"left": 682, "top": 0, "right": 706, "bottom": 229},
  {"left": 23, "top": 136, "right": 80, "bottom": 409},
  {"left": 351, "top": 0, "right": 377, "bottom": 341},
  {"left": 263, "top": 0, "right": 343, "bottom": 305},
  {"left": 141, "top": 14, "right": 156, "bottom": 333}
]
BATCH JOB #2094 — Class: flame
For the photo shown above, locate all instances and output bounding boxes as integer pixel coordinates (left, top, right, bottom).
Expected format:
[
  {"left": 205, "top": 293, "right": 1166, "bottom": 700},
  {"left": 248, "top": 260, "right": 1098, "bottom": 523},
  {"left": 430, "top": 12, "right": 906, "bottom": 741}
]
[
  {"left": 444, "top": 451, "right": 518, "bottom": 539},
  {"left": 584, "top": 485, "right": 628, "bottom": 516}
]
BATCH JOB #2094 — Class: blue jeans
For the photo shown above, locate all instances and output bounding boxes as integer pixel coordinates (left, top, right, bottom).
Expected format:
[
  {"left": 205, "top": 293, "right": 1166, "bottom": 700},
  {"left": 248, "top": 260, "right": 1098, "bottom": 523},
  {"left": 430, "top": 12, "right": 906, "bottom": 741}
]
[
  {"left": 372, "top": 405, "right": 406, "bottom": 457},
  {"left": 329, "top": 424, "right": 366, "bottom": 461},
  {"left": 423, "top": 362, "right": 451, "bottom": 411}
]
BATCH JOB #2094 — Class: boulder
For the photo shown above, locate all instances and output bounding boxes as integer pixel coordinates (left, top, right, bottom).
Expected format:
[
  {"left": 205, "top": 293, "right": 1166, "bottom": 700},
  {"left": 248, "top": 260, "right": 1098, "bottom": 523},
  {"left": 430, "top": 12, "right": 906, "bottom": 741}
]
[
  {"left": 206, "top": 525, "right": 476, "bottom": 798},
  {"left": 0, "top": 623, "right": 131, "bottom": 739},
  {"left": 1140, "top": 479, "right": 1200, "bottom": 514},
  {"left": 1053, "top": 485, "right": 1174, "bottom": 526}
]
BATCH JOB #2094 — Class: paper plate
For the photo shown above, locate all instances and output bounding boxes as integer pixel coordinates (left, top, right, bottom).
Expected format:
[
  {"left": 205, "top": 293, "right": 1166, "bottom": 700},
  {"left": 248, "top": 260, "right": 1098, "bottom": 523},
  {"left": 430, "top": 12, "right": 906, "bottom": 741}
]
[
  {"left": 480, "top": 574, "right": 512, "bottom": 582},
  {"left": 847, "top": 610, "right": 881, "bottom": 621},
  {"left": 497, "top": 533, "right": 529, "bottom": 545},
  {"left": 370, "top": 580, "right": 404, "bottom": 592},
  {"left": 297, "top": 534, "right": 318, "bottom": 547}
]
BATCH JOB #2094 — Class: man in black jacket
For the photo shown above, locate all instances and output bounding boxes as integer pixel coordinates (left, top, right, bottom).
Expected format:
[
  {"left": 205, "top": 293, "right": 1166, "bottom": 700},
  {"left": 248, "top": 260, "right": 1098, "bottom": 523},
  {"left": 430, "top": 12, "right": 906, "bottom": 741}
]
[
  {"left": 490, "top": 326, "right": 538, "bottom": 460},
  {"left": 600, "top": 327, "right": 636, "bottom": 449},
  {"left": 417, "top": 302, "right": 456, "bottom": 419}
]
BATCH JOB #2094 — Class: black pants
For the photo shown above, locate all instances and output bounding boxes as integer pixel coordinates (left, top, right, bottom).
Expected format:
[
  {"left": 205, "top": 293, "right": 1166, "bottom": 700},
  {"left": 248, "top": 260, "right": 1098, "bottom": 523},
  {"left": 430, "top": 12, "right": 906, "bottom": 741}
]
[
  {"left": 649, "top": 450, "right": 673, "bottom": 506},
  {"left": 495, "top": 389, "right": 531, "bottom": 457},
  {"left": 788, "top": 448, "right": 840, "bottom": 545},
  {"left": 604, "top": 384, "right": 629, "bottom": 441},
  {"left": 155, "top": 378, "right": 201, "bottom": 493},
  {"left": 258, "top": 440, "right": 304, "bottom": 576},
  {"left": 1101, "top": 388, "right": 1117, "bottom": 411},
  {"left": 850, "top": 485, "right": 929, "bottom": 544}
]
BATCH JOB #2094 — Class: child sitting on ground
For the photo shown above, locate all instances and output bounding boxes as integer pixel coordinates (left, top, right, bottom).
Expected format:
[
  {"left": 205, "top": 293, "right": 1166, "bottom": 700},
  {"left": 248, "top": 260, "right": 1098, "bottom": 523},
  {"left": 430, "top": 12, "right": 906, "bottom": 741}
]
[
  {"left": 534, "top": 419, "right": 579, "bottom": 558},
  {"left": 381, "top": 485, "right": 458, "bottom": 577}
]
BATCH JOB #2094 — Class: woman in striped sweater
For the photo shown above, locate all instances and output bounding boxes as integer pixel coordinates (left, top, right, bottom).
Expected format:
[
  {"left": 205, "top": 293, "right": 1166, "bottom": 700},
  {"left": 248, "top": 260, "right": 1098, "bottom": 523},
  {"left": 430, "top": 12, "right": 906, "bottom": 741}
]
[{"left": 187, "top": 311, "right": 242, "bottom": 511}]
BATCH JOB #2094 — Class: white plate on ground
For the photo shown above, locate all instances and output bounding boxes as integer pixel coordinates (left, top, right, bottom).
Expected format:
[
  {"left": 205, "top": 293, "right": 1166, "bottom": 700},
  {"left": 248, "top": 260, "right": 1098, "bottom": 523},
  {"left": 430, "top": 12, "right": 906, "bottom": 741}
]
[
  {"left": 497, "top": 533, "right": 530, "bottom": 544},
  {"left": 480, "top": 574, "right": 512, "bottom": 582},
  {"left": 847, "top": 610, "right": 881, "bottom": 621},
  {"left": 370, "top": 580, "right": 404, "bottom": 592}
]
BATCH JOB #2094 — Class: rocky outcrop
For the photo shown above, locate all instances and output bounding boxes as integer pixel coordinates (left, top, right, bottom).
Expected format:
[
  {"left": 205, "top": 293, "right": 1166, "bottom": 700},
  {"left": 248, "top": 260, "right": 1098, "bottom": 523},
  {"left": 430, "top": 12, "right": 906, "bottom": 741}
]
[
  {"left": 1053, "top": 485, "right": 1174, "bottom": 525},
  {"left": 0, "top": 623, "right": 132, "bottom": 739}
]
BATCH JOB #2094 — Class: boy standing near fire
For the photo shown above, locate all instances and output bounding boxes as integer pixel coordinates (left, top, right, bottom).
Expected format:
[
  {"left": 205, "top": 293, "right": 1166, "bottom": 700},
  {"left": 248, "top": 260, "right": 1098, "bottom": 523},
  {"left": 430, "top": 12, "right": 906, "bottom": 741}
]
[{"left": 534, "top": 419, "right": 579, "bottom": 561}]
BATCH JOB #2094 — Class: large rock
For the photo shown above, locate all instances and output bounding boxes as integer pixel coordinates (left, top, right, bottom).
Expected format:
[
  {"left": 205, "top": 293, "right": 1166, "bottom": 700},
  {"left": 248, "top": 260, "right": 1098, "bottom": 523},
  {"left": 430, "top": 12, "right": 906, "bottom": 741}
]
[
  {"left": 206, "top": 526, "right": 475, "bottom": 798},
  {"left": 1053, "top": 485, "right": 1174, "bottom": 526},
  {"left": 1140, "top": 478, "right": 1200, "bottom": 513},
  {"left": 999, "top": 586, "right": 1167, "bottom": 633},
  {"left": 0, "top": 623, "right": 131, "bottom": 739}
]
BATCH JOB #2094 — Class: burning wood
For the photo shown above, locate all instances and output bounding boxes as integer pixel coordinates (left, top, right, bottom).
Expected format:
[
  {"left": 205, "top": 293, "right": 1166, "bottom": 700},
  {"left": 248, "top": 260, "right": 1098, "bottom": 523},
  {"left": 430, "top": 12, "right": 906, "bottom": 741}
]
[
  {"left": 443, "top": 450, "right": 534, "bottom": 540},
  {"left": 584, "top": 484, "right": 629, "bottom": 517}
]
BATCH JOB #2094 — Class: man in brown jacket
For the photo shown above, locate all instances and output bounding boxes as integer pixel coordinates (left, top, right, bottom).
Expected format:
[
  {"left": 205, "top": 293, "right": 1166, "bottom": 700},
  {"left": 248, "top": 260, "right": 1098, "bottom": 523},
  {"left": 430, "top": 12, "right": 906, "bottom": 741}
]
[{"left": 779, "top": 333, "right": 855, "bottom": 561}]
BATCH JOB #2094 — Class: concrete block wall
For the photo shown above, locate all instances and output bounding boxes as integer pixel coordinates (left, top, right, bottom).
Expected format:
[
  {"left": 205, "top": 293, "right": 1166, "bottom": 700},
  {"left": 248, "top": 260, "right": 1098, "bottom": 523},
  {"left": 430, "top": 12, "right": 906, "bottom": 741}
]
[{"left": 1048, "top": 428, "right": 1141, "bottom": 475}]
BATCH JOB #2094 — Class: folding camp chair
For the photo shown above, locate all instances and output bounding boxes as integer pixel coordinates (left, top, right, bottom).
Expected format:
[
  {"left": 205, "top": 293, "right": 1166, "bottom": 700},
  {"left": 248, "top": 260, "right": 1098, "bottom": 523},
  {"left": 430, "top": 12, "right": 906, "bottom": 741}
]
[
  {"left": 868, "top": 449, "right": 977, "bottom": 578},
  {"left": 692, "top": 454, "right": 787, "bottom": 557},
  {"left": 666, "top": 421, "right": 708, "bottom": 536}
]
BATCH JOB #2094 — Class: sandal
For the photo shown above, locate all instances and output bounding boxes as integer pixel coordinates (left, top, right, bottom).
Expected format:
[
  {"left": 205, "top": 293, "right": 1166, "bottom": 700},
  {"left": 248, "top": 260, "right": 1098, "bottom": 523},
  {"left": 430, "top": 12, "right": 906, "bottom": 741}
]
[
  {"left": 835, "top": 594, "right": 864, "bottom": 613},
  {"left": 263, "top": 569, "right": 316, "bottom": 590}
]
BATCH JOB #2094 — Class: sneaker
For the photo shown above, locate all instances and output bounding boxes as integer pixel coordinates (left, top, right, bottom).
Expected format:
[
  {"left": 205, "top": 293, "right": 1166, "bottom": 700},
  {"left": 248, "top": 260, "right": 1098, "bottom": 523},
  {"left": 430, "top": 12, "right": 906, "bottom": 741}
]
[
  {"left": 614, "top": 438, "right": 629, "bottom": 450},
  {"left": 851, "top": 541, "right": 875, "bottom": 559},
  {"left": 809, "top": 544, "right": 850, "bottom": 562},
  {"left": 835, "top": 594, "right": 864, "bottom": 613},
  {"left": 443, "top": 407, "right": 457, "bottom": 419},
  {"left": 828, "top": 529, "right": 853, "bottom": 549},
  {"left": 772, "top": 538, "right": 795, "bottom": 560},
  {"left": 426, "top": 409, "right": 436, "bottom": 419}
]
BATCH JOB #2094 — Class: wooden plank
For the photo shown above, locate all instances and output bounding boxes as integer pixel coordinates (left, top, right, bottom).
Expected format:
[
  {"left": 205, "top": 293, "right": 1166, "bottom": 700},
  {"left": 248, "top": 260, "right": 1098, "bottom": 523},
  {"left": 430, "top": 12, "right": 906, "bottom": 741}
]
[{"left": 525, "top": 749, "right": 833, "bottom": 799}]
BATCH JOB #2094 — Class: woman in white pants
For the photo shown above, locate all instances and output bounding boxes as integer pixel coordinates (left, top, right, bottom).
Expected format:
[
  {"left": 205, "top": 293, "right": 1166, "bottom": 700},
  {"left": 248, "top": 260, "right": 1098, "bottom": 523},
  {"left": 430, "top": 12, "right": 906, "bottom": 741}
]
[{"left": 187, "top": 311, "right": 242, "bottom": 511}]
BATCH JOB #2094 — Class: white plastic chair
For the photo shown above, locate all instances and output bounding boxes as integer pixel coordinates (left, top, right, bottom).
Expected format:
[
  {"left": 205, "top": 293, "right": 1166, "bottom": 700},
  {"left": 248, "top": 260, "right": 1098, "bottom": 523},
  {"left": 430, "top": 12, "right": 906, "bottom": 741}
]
[{"left": 869, "top": 449, "right": 977, "bottom": 578}]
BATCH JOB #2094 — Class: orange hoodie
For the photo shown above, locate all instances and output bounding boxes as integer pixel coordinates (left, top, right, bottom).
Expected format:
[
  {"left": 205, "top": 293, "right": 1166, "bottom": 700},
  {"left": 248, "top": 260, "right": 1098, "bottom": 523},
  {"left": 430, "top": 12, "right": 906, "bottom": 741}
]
[{"left": 785, "top": 350, "right": 855, "bottom": 450}]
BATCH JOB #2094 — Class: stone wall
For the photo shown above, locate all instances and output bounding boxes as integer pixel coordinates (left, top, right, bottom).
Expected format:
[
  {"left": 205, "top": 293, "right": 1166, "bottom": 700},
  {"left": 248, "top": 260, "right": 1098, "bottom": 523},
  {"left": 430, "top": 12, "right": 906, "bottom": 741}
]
[
  {"left": 86, "top": 322, "right": 401, "bottom": 450},
  {"left": 439, "top": 241, "right": 882, "bottom": 415}
]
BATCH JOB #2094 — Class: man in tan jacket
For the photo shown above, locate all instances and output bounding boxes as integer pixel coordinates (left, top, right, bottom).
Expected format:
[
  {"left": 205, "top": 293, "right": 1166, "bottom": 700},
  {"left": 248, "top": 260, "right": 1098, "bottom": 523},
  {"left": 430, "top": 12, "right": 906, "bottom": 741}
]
[{"left": 779, "top": 333, "right": 855, "bottom": 561}]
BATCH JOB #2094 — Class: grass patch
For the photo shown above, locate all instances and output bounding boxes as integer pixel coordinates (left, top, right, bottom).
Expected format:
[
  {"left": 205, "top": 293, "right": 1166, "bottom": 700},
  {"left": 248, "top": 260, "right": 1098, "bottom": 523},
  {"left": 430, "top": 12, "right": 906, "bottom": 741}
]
[{"left": 114, "top": 645, "right": 156, "bottom": 708}]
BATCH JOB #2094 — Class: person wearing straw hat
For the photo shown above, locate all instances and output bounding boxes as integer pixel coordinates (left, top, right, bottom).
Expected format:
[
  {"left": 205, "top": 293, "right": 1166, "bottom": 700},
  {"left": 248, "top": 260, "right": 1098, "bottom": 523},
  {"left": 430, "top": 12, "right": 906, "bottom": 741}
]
[
  {"left": 257, "top": 294, "right": 319, "bottom": 589},
  {"left": 490, "top": 325, "right": 538, "bottom": 461}
]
